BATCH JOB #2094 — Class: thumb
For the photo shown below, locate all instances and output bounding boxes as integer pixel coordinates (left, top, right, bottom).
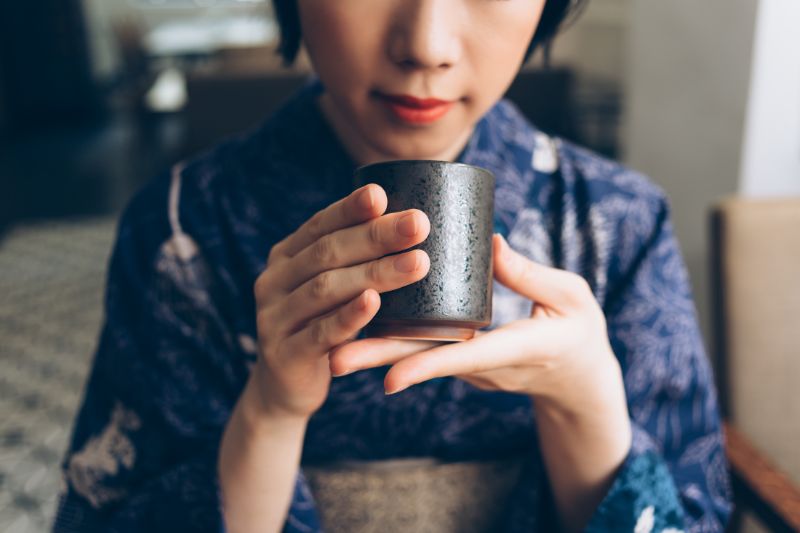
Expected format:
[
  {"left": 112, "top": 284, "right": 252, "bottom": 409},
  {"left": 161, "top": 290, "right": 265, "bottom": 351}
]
[{"left": 492, "top": 233, "right": 586, "bottom": 313}]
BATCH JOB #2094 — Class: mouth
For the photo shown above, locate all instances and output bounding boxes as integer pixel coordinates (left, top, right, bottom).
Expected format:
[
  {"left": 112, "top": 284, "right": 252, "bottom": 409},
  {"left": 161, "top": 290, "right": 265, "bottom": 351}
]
[{"left": 374, "top": 92, "right": 456, "bottom": 125}]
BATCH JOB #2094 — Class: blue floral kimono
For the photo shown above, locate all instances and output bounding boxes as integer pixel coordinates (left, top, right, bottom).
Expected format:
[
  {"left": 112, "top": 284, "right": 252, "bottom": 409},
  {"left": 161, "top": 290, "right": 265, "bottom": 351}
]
[{"left": 53, "top": 77, "right": 732, "bottom": 532}]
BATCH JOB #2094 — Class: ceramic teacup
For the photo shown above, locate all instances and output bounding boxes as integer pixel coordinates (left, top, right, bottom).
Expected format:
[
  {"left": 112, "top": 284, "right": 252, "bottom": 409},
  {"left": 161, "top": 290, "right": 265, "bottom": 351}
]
[{"left": 353, "top": 160, "right": 495, "bottom": 342}]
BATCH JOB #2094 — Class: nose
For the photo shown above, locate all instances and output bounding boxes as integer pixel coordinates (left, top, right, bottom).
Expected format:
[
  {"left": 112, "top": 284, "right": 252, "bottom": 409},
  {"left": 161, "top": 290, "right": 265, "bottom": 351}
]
[{"left": 387, "top": 0, "right": 462, "bottom": 71}]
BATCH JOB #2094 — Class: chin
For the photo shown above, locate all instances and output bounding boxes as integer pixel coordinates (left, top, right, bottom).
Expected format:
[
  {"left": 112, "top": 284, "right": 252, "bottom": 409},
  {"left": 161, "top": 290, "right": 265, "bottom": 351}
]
[
  {"left": 366, "top": 127, "right": 462, "bottom": 162},
  {"left": 371, "top": 142, "right": 447, "bottom": 162}
]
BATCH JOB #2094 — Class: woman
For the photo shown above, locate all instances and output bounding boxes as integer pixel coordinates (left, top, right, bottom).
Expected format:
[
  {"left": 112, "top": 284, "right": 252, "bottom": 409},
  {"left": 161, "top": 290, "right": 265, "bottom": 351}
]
[{"left": 54, "top": 0, "right": 732, "bottom": 531}]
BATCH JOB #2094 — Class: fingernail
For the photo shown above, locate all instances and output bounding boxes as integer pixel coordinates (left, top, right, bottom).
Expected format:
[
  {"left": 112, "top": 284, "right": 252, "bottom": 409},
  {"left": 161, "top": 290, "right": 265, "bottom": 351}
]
[
  {"left": 358, "top": 186, "right": 375, "bottom": 210},
  {"left": 496, "top": 233, "right": 509, "bottom": 259},
  {"left": 385, "top": 385, "right": 406, "bottom": 395},
  {"left": 394, "top": 252, "right": 418, "bottom": 273},
  {"left": 396, "top": 212, "right": 418, "bottom": 237},
  {"left": 332, "top": 368, "right": 354, "bottom": 378}
]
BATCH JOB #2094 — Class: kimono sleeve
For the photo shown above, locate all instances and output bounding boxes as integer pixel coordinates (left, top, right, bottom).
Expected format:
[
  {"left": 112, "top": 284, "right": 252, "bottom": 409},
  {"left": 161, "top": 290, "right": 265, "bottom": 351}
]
[
  {"left": 585, "top": 195, "right": 733, "bottom": 532},
  {"left": 51, "top": 179, "right": 322, "bottom": 533}
]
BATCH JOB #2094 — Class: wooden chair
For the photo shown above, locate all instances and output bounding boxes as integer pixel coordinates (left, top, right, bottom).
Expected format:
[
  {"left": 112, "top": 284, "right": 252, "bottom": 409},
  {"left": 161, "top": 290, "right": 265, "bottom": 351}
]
[{"left": 711, "top": 197, "right": 800, "bottom": 532}]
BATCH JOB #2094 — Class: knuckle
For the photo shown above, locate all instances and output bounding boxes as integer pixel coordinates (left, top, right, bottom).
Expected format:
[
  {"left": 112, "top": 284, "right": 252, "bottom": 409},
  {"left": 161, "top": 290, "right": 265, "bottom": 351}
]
[
  {"left": 312, "top": 236, "right": 338, "bottom": 265},
  {"left": 253, "top": 274, "right": 265, "bottom": 298},
  {"left": 306, "top": 213, "right": 324, "bottom": 241},
  {"left": 267, "top": 244, "right": 282, "bottom": 266},
  {"left": 310, "top": 272, "right": 332, "bottom": 299},
  {"left": 309, "top": 320, "right": 328, "bottom": 347},
  {"left": 366, "top": 259, "right": 383, "bottom": 284},
  {"left": 253, "top": 275, "right": 272, "bottom": 309},
  {"left": 253, "top": 273, "right": 272, "bottom": 302},
  {"left": 368, "top": 219, "right": 383, "bottom": 247}
]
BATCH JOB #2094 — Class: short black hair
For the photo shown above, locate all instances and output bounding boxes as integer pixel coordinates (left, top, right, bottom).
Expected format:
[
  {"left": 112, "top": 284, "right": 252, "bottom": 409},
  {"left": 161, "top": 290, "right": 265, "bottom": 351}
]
[{"left": 272, "top": 0, "right": 588, "bottom": 67}]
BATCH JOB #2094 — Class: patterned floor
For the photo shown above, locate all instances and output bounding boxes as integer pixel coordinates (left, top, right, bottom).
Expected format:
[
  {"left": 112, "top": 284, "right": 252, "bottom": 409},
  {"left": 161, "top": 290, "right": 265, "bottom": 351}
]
[{"left": 0, "top": 216, "right": 117, "bottom": 533}]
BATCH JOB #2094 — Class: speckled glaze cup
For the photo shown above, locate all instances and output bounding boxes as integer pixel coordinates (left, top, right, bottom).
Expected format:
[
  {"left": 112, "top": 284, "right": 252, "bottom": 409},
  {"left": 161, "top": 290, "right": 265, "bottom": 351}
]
[{"left": 354, "top": 160, "right": 495, "bottom": 342}]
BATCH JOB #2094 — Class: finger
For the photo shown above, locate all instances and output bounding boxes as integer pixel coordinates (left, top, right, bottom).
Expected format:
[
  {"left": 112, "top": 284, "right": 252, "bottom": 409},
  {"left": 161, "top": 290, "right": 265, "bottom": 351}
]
[
  {"left": 277, "top": 249, "right": 430, "bottom": 337},
  {"left": 383, "top": 320, "right": 564, "bottom": 394},
  {"left": 531, "top": 303, "right": 549, "bottom": 319},
  {"left": 328, "top": 337, "right": 443, "bottom": 377},
  {"left": 455, "top": 372, "right": 500, "bottom": 391},
  {"left": 277, "top": 184, "right": 387, "bottom": 259},
  {"left": 329, "top": 329, "right": 488, "bottom": 376},
  {"left": 493, "top": 234, "right": 592, "bottom": 314},
  {"left": 280, "top": 289, "right": 381, "bottom": 361},
  {"left": 279, "top": 208, "right": 430, "bottom": 293}
]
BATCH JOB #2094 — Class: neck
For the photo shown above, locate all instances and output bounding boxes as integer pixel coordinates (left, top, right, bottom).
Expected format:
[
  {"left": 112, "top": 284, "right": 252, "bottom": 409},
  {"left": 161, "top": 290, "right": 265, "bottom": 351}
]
[{"left": 317, "top": 92, "right": 473, "bottom": 167}]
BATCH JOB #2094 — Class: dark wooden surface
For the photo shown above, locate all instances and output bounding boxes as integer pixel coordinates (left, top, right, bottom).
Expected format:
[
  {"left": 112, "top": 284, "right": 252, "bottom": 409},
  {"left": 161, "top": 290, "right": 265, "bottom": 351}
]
[{"left": 724, "top": 422, "right": 800, "bottom": 532}]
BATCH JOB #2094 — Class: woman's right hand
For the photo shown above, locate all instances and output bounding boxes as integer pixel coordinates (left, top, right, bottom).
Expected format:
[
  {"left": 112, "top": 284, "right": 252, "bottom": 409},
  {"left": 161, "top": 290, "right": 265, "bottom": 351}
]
[{"left": 249, "top": 183, "right": 431, "bottom": 421}]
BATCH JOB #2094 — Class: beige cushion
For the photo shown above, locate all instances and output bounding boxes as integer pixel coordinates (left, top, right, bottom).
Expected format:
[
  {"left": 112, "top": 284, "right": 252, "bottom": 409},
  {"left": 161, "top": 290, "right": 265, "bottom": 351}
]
[
  {"left": 304, "top": 457, "right": 525, "bottom": 533},
  {"left": 712, "top": 197, "right": 800, "bottom": 484}
]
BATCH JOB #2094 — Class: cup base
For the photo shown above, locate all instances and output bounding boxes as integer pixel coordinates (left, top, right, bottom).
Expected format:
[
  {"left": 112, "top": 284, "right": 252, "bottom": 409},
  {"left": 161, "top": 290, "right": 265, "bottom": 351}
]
[{"left": 365, "top": 319, "right": 487, "bottom": 342}]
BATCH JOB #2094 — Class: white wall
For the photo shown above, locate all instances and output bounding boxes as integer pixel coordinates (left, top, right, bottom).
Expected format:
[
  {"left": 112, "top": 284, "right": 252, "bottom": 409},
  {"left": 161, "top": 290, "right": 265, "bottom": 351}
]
[
  {"left": 623, "top": 0, "right": 760, "bottom": 344},
  {"left": 739, "top": 0, "right": 800, "bottom": 197}
]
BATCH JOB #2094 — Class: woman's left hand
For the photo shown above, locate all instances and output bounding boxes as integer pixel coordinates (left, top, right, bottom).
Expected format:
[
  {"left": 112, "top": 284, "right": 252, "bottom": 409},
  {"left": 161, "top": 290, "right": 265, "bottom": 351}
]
[
  {"left": 329, "top": 233, "right": 632, "bottom": 531},
  {"left": 328, "top": 233, "right": 625, "bottom": 419}
]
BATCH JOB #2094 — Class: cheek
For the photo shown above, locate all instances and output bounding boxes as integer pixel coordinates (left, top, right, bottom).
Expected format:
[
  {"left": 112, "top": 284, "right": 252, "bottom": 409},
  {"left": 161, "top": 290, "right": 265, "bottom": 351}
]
[
  {"left": 298, "top": 2, "right": 383, "bottom": 95},
  {"left": 465, "top": 2, "right": 543, "bottom": 104}
]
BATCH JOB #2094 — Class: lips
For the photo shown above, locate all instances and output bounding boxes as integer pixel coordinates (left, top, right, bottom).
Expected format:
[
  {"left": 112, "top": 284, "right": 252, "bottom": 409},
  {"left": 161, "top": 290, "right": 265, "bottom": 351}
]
[
  {"left": 377, "top": 92, "right": 456, "bottom": 124},
  {"left": 381, "top": 94, "right": 453, "bottom": 108}
]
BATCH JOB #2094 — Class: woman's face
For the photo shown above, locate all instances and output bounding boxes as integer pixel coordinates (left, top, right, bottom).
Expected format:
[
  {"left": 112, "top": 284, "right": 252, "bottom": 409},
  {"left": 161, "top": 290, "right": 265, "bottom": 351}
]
[{"left": 297, "top": 0, "right": 546, "bottom": 164}]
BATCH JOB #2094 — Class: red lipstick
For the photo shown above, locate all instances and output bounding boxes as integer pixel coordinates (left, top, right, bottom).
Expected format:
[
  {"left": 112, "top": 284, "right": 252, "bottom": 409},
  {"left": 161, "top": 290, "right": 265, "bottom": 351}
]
[{"left": 378, "top": 93, "right": 455, "bottom": 125}]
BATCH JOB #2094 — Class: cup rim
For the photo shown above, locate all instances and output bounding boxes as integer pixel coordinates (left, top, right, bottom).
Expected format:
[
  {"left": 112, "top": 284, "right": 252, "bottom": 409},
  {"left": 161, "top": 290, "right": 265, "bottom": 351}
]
[{"left": 354, "top": 159, "right": 495, "bottom": 181}]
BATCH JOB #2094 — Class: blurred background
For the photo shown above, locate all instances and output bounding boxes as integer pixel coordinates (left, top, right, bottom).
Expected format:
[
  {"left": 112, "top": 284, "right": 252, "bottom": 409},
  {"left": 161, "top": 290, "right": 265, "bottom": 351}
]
[{"left": 1, "top": 0, "right": 798, "bottom": 531}]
